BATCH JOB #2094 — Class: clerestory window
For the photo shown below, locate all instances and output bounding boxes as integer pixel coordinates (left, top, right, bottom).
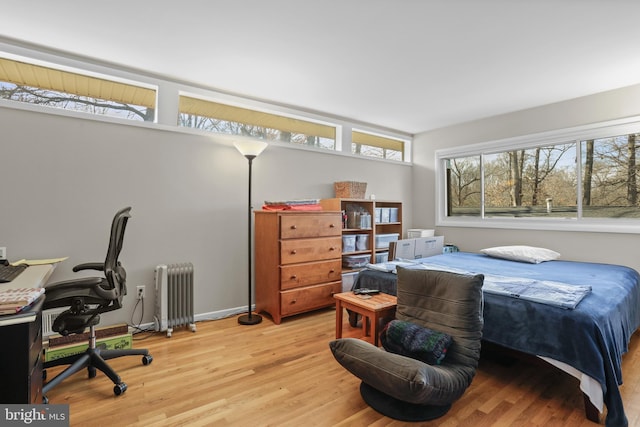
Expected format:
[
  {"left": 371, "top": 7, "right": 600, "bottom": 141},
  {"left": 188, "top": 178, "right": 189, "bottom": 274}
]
[
  {"left": 352, "top": 130, "right": 405, "bottom": 161},
  {"left": 178, "top": 95, "right": 337, "bottom": 150},
  {"left": 0, "top": 57, "right": 156, "bottom": 121}
]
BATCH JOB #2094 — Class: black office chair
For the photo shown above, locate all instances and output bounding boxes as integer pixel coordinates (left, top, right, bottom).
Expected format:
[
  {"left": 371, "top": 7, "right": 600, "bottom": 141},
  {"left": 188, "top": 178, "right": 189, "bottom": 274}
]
[{"left": 42, "top": 207, "right": 152, "bottom": 402}]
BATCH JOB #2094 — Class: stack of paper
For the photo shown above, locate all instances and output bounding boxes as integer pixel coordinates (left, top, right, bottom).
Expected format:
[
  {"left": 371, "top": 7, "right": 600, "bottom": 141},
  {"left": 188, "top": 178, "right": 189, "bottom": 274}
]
[{"left": 10, "top": 257, "right": 68, "bottom": 266}]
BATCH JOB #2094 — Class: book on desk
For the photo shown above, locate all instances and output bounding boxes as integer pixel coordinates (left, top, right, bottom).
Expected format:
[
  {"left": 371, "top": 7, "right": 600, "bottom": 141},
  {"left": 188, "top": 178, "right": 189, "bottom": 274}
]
[
  {"left": 0, "top": 264, "right": 55, "bottom": 321},
  {"left": 0, "top": 287, "right": 46, "bottom": 314}
]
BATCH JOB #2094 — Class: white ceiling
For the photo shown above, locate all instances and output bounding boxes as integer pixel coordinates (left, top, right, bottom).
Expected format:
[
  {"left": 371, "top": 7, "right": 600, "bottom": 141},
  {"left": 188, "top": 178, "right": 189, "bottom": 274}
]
[{"left": 2, "top": 1, "right": 640, "bottom": 135}]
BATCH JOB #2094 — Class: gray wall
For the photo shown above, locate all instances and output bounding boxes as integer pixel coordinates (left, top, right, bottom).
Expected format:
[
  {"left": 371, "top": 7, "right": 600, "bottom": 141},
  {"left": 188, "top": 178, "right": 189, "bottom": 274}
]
[
  {"left": 412, "top": 83, "right": 640, "bottom": 272},
  {"left": 0, "top": 106, "right": 412, "bottom": 326}
]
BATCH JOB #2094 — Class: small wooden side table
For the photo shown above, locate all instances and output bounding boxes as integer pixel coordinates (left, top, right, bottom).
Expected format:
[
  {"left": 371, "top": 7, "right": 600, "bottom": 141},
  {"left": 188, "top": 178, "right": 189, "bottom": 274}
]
[{"left": 334, "top": 291, "right": 397, "bottom": 346}]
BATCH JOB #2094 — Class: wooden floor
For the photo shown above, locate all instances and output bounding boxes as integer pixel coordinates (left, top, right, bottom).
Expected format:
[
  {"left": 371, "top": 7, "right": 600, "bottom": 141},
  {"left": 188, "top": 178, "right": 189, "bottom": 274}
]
[{"left": 43, "top": 308, "right": 640, "bottom": 427}]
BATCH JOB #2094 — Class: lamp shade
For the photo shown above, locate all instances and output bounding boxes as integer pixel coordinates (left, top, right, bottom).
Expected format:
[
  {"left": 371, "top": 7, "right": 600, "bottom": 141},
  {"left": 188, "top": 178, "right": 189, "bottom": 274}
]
[{"left": 234, "top": 140, "right": 268, "bottom": 158}]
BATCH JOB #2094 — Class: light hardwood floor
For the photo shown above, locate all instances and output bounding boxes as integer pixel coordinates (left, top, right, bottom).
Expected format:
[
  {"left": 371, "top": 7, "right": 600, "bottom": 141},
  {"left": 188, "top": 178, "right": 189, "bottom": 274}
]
[{"left": 43, "top": 308, "right": 640, "bottom": 427}]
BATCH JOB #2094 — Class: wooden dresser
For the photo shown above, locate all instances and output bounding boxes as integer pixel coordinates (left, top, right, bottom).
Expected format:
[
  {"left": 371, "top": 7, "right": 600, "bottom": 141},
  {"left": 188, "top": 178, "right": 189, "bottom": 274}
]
[{"left": 254, "top": 211, "right": 342, "bottom": 324}]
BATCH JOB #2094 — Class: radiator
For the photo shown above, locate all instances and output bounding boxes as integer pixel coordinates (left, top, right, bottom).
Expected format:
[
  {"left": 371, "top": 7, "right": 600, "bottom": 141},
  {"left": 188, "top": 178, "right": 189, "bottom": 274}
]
[
  {"left": 154, "top": 263, "right": 197, "bottom": 337},
  {"left": 42, "top": 308, "right": 66, "bottom": 337}
]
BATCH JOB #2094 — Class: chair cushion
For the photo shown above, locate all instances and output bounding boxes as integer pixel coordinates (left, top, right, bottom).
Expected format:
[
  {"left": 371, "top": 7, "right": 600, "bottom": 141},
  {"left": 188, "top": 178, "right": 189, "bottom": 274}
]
[
  {"left": 329, "top": 338, "right": 471, "bottom": 406},
  {"left": 380, "top": 319, "right": 452, "bottom": 365},
  {"left": 395, "top": 267, "right": 484, "bottom": 368}
]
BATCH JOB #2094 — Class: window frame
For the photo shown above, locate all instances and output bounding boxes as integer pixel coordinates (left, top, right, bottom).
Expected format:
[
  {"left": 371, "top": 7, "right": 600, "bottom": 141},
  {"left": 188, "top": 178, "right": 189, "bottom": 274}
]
[{"left": 435, "top": 116, "right": 640, "bottom": 234}]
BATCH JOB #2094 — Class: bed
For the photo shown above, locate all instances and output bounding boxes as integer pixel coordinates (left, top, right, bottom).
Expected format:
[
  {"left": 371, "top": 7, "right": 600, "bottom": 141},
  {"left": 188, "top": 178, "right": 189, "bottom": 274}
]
[{"left": 352, "top": 252, "right": 640, "bottom": 426}]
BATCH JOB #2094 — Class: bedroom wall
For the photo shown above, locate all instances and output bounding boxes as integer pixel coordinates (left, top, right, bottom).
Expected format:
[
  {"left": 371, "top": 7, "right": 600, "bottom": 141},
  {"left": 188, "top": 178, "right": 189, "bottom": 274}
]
[
  {"left": 412, "top": 83, "right": 640, "bottom": 272},
  {"left": 0, "top": 105, "right": 413, "bottom": 326}
]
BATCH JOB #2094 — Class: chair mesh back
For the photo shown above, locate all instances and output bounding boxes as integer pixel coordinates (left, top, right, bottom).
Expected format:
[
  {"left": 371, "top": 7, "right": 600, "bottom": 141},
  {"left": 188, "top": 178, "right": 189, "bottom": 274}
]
[
  {"left": 103, "top": 206, "right": 131, "bottom": 309},
  {"left": 395, "top": 267, "right": 484, "bottom": 368}
]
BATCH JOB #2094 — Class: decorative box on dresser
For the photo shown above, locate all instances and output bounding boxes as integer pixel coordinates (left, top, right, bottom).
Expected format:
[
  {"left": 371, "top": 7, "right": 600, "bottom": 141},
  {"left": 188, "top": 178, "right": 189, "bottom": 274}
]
[{"left": 254, "top": 211, "right": 343, "bottom": 324}]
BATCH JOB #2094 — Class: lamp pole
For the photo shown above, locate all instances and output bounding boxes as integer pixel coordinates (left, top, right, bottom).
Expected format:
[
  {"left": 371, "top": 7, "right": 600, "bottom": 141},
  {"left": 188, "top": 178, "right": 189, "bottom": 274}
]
[
  {"left": 234, "top": 140, "right": 267, "bottom": 325},
  {"left": 238, "top": 154, "right": 261, "bottom": 325}
]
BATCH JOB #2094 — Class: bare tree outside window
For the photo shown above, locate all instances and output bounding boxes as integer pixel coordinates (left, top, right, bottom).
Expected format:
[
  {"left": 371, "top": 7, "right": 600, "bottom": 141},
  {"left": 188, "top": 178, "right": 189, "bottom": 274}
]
[
  {"left": 447, "top": 156, "right": 481, "bottom": 216},
  {"left": 0, "top": 83, "right": 154, "bottom": 121},
  {"left": 178, "top": 113, "right": 335, "bottom": 150},
  {"left": 446, "top": 134, "right": 640, "bottom": 220},
  {"left": 581, "top": 134, "right": 640, "bottom": 218}
]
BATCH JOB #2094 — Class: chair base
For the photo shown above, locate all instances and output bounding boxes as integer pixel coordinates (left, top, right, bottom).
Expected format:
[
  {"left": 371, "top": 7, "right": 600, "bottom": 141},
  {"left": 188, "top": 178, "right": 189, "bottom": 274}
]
[
  {"left": 359, "top": 382, "right": 452, "bottom": 422},
  {"left": 42, "top": 345, "right": 151, "bottom": 398}
]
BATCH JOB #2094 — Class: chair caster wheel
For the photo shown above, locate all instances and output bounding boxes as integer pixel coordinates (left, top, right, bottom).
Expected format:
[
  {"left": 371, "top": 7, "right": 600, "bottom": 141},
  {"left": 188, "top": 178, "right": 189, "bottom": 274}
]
[
  {"left": 88, "top": 366, "right": 97, "bottom": 378},
  {"left": 142, "top": 355, "right": 153, "bottom": 365},
  {"left": 43, "top": 396, "right": 48, "bottom": 404},
  {"left": 114, "top": 383, "right": 127, "bottom": 396}
]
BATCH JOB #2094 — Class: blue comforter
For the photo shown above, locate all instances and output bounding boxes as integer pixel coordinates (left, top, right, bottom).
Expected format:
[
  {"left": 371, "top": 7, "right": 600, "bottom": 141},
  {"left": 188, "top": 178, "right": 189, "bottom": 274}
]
[{"left": 354, "top": 252, "right": 640, "bottom": 426}]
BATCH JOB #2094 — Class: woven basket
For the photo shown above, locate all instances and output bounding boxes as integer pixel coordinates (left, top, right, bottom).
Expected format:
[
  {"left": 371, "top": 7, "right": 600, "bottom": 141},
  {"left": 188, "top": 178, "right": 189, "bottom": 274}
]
[{"left": 334, "top": 181, "right": 367, "bottom": 199}]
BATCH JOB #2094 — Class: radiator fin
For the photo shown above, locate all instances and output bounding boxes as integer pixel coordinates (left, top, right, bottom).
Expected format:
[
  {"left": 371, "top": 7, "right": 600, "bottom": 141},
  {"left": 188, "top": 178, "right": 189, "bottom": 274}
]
[
  {"left": 42, "top": 308, "right": 66, "bottom": 337},
  {"left": 154, "top": 263, "right": 196, "bottom": 337}
]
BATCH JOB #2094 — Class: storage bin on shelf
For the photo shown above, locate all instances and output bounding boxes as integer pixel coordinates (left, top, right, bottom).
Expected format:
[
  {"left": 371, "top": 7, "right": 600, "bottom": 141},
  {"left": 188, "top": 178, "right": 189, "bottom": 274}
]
[
  {"left": 341, "top": 271, "right": 358, "bottom": 292},
  {"left": 342, "top": 235, "right": 356, "bottom": 253},
  {"left": 380, "top": 208, "right": 390, "bottom": 223},
  {"left": 375, "top": 252, "right": 389, "bottom": 263},
  {"left": 389, "top": 207, "right": 399, "bottom": 222},
  {"left": 355, "top": 234, "right": 369, "bottom": 251},
  {"left": 375, "top": 233, "right": 399, "bottom": 249},
  {"left": 343, "top": 254, "right": 370, "bottom": 269}
]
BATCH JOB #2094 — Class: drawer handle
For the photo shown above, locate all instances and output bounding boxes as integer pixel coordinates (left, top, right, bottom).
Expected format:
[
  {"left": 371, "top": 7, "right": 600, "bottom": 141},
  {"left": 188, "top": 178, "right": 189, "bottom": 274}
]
[
  {"left": 329, "top": 247, "right": 336, "bottom": 251},
  {"left": 291, "top": 299, "right": 297, "bottom": 304},
  {"left": 329, "top": 269, "right": 335, "bottom": 273},
  {"left": 291, "top": 225, "right": 297, "bottom": 230},
  {"left": 290, "top": 275, "right": 297, "bottom": 280},
  {"left": 291, "top": 250, "right": 297, "bottom": 255},
  {"left": 329, "top": 223, "right": 336, "bottom": 228}
]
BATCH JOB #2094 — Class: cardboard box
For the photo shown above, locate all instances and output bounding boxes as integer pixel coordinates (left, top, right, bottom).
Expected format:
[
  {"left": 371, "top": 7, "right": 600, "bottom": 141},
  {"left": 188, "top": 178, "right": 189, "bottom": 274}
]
[
  {"left": 393, "top": 239, "right": 415, "bottom": 260},
  {"left": 389, "top": 236, "right": 445, "bottom": 260},
  {"left": 414, "top": 236, "right": 444, "bottom": 258}
]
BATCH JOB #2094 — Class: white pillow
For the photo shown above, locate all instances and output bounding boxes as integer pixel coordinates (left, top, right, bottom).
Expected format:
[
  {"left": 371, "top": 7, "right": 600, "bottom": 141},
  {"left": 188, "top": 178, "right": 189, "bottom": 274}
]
[{"left": 480, "top": 245, "right": 560, "bottom": 264}]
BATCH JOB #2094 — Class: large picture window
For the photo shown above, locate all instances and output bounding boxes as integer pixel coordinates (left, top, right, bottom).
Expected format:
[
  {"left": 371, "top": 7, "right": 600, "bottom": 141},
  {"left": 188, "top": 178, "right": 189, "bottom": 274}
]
[{"left": 438, "top": 118, "right": 640, "bottom": 231}]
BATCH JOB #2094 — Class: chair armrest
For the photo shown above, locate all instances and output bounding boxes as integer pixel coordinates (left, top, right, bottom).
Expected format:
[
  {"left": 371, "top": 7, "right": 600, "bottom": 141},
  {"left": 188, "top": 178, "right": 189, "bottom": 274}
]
[{"left": 72, "top": 262, "right": 105, "bottom": 272}]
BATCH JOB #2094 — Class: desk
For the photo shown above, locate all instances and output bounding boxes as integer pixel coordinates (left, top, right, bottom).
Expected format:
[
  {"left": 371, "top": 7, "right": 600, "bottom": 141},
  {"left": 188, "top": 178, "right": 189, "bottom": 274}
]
[
  {"left": 0, "top": 264, "right": 54, "bottom": 404},
  {"left": 334, "top": 291, "right": 397, "bottom": 346}
]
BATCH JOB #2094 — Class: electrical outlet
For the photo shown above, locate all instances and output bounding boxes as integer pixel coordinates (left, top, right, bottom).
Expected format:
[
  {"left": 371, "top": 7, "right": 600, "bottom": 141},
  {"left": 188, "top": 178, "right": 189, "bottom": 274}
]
[
  {"left": 0, "top": 247, "right": 6, "bottom": 260},
  {"left": 136, "top": 285, "right": 145, "bottom": 300}
]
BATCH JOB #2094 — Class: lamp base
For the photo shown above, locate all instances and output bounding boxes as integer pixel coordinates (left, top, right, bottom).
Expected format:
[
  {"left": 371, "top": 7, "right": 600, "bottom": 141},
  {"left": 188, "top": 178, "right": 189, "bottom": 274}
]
[{"left": 238, "top": 313, "right": 263, "bottom": 325}]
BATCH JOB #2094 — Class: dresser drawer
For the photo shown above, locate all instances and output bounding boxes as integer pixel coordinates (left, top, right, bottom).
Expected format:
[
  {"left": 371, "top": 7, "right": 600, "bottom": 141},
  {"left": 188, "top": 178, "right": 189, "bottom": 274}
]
[
  {"left": 29, "top": 311, "right": 42, "bottom": 346},
  {"left": 280, "top": 214, "right": 341, "bottom": 239},
  {"left": 280, "top": 259, "right": 342, "bottom": 290},
  {"left": 280, "top": 237, "right": 342, "bottom": 264},
  {"left": 280, "top": 281, "right": 342, "bottom": 316},
  {"left": 29, "top": 349, "right": 42, "bottom": 404}
]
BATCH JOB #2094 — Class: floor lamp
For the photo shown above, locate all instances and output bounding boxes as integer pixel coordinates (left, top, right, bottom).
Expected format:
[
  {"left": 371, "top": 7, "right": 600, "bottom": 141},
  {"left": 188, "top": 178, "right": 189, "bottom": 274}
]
[{"left": 234, "top": 140, "right": 268, "bottom": 325}]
